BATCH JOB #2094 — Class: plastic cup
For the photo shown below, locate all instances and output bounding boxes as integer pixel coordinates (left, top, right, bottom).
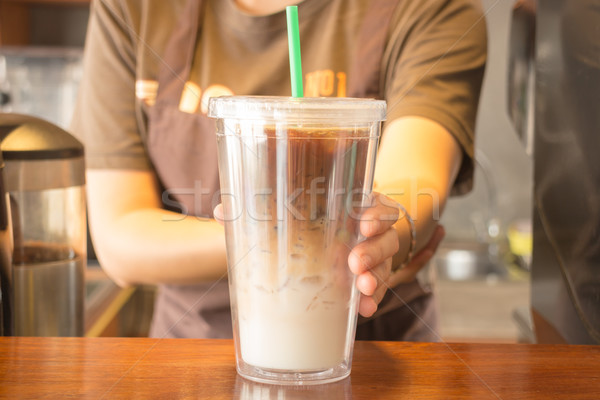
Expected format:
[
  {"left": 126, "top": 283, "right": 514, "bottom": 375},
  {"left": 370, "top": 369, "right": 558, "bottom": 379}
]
[{"left": 208, "top": 96, "right": 386, "bottom": 385}]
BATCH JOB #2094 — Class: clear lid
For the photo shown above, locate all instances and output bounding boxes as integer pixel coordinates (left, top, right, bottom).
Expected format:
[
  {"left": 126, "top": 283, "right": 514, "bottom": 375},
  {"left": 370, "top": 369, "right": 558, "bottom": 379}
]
[{"left": 208, "top": 96, "right": 386, "bottom": 123}]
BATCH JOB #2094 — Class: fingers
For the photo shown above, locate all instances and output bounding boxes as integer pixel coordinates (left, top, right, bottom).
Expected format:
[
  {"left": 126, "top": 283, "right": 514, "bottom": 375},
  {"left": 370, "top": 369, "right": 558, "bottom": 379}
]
[
  {"left": 348, "top": 227, "right": 399, "bottom": 275},
  {"left": 356, "top": 260, "right": 390, "bottom": 296},
  {"left": 357, "top": 269, "right": 389, "bottom": 318},
  {"left": 358, "top": 193, "right": 400, "bottom": 238},
  {"left": 358, "top": 295, "right": 378, "bottom": 318},
  {"left": 356, "top": 223, "right": 447, "bottom": 317},
  {"left": 357, "top": 260, "right": 391, "bottom": 317},
  {"left": 213, "top": 203, "right": 224, "bottom": 225},
  {"left": 352, "top": 193, "right": 401, "bottom": 317}
]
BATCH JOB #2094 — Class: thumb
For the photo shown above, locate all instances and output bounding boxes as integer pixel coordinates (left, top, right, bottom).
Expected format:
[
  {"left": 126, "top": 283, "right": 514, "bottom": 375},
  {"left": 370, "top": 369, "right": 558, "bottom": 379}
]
[{"left": 213, "top": 203, "right": 225, "bottom": 225}]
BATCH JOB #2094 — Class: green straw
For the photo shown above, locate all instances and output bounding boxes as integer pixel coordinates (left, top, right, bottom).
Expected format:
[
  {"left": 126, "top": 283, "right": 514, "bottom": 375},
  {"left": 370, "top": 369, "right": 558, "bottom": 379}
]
[{"left": 286, "top": 6, "right": 304, "bottom": 97}]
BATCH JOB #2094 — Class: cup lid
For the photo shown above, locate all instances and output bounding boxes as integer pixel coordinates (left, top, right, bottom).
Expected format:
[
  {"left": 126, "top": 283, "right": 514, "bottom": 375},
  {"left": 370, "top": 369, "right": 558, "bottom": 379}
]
[{"left": 208, "top": 96, "right": 386, "bottom": 123}]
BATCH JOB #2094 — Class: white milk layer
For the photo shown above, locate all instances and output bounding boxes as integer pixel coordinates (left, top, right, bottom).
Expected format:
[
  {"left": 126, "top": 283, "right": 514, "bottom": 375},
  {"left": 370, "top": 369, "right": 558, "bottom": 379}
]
[
  {"left": 237, "top": 275, "right": 353, "bottom": 371},
  {"left": 233, "top": 218, "right": 356, "bottom": 371}
]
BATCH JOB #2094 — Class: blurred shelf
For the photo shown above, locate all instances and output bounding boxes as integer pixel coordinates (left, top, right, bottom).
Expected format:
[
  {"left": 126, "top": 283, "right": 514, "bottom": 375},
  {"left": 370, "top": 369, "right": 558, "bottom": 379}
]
[
  {"left": 1, "top": 0, "right": 89, "bottom": 5},
  {"left": 0, "top": 0, "right": 89, "bottom": 46}
]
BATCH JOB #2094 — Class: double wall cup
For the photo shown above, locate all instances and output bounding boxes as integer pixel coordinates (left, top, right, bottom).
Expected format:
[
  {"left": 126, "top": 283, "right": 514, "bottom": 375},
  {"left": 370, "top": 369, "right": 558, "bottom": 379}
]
[{"left": 208, "top": 96, "right": 386, "bottom": 385}]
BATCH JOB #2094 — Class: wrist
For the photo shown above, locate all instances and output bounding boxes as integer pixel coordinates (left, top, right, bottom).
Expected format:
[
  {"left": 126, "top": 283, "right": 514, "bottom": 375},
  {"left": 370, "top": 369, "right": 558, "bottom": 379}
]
[{"left": 391, "top": 203, "right": 416, "bottom": 273}]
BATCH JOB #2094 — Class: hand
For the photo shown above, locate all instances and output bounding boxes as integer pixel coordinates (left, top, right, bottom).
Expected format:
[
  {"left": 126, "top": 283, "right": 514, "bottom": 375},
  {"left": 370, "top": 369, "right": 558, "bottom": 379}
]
[
  {"left": 348, "top": 193, "right": 445, "bottom": 318},
  {"left": 347, "top": 192, "right": 399, "bottom": 317}
]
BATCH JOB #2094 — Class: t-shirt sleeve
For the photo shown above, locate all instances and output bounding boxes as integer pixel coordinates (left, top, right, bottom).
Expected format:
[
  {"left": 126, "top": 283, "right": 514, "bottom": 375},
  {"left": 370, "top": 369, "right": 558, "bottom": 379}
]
[
  {"left": 70, "top": 0, "right": 151, "bottom": 170},
  {"left": 383, "top": 0, "right": 487, "bottom": 195}
]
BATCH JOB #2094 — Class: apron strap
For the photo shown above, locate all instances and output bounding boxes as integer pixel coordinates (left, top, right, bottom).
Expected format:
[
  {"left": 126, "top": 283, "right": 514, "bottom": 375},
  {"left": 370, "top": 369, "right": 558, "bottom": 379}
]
[
  {"left": 154, "top": 0, "right": 203, "bottom": 105},
  {"left": 347, "top": 0, "right": 400, "bottom": 99}
]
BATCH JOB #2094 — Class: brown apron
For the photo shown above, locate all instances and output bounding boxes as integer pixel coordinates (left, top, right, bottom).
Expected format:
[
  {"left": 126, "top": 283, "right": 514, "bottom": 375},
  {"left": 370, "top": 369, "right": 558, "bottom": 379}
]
[
  {"left": 147, "top": 0, "right": 230, "bottom": 339},
  {"left": 146, "top": 0, "right": 436, "bottom": 341}
]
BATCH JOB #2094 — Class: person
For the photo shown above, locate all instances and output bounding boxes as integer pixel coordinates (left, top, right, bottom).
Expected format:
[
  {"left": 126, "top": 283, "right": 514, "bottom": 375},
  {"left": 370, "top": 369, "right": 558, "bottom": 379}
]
[{"left": 71, "top": 0, "right": 487, "bottom": 341}]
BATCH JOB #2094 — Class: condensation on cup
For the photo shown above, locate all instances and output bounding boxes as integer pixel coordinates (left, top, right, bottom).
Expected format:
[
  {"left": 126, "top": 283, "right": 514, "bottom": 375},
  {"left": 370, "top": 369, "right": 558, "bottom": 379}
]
[{"left": 209, "top": 96, "right": 386, "bottom": 385}]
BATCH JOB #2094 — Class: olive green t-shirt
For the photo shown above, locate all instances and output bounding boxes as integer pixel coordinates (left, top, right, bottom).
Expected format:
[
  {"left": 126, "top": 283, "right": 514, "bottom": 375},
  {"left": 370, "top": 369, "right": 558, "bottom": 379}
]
[{"left": 71, "top": 0, "right": 486, "bottom": 194}]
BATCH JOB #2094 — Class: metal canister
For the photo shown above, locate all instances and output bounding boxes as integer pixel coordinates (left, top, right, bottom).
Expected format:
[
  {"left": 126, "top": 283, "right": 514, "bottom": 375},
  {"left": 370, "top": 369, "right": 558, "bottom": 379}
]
[{"left": 0, "top": 113, "right": 86, "bottom": 336}]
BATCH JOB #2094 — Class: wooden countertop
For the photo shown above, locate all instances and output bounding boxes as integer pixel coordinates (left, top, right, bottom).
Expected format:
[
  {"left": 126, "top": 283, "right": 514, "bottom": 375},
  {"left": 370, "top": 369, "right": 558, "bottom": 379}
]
[{"left": 1, "top": 337, "right": 599, "bottom": 399}]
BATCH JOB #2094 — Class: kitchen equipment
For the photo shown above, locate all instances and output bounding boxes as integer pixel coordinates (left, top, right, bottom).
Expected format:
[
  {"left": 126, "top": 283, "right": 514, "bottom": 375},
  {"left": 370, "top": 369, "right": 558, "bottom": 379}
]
[
  {"left": 433, "top": 150, "right": 510, "bottom": 281},
  {"left": 434, "top": 240, "right": 509, "bottom": 282},
  {"left": 508, "top": 0, "right": 600, "bottom": 344},
  {"left": 0, "top": 150, "right": 13, "bottom": 336},
  {"left": 507, "top": 0, "right": 536, "bottom": 156},
  {"left": 0, "top": 113, "right": 86, "bottom": 337}
]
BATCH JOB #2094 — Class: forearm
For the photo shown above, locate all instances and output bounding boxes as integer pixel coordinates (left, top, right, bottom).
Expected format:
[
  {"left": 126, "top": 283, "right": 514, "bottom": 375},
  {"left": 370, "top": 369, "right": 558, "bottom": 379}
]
[
  {"left": 373, "top": 116, "right": 463, "bottom": 272},
  {"left": 95, "top": 209, "right": 227, "bottom": 286},
  {"left": 87, "top": 169, "right": 227, "bottom": 287}
]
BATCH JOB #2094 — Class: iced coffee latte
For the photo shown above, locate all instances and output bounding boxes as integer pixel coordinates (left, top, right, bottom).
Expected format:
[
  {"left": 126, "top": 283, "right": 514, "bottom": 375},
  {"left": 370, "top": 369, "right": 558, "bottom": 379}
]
[{"left": 209, "top": 96, "right": 385, "bottom": 384}]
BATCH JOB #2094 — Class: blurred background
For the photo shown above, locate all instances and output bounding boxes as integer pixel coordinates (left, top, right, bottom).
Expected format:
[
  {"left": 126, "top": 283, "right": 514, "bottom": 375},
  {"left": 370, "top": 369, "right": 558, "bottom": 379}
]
[
  {"left": 0, "top": 0, "right": 532, "bottom": 342},
  {"left": 2, "top": 0, "right": 595, "bottom": 344}
]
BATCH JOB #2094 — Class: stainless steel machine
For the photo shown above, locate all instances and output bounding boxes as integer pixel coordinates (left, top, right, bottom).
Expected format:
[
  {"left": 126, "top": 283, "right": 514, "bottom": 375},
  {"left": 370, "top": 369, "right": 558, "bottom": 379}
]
[
  {"left": 0, "top": 150, "right": 12, "bottom": 336},
  {"left": 509, "top": 0, "right": 600, "bottom": 344},
  {"left": 0, "top": 113, "right": 86, "bottom": 336}
]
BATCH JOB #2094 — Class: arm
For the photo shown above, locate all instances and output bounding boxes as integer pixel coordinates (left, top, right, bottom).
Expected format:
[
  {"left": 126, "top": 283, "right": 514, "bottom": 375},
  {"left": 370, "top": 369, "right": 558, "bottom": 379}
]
[
  {"left": 375, "top": 116, "right": 462, "bottom": 285},
  {"left": 87, "top": 169, "right": 227, "bottom": 287},
  {"left": 349, "top": 0, "right": 487, "bottom": 316},
  {"left": 72, "top": 2, "right": 227, "bottom": 286},
  {"left": 348, "top": 116, "right": 462, "bottom": 316}
]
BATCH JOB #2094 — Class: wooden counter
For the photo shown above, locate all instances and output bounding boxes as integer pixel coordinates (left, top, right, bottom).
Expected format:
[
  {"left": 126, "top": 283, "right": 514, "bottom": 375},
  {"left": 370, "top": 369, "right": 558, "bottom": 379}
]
[{"left": 0, "top": 337, "right": 599, "bottom": 399}]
